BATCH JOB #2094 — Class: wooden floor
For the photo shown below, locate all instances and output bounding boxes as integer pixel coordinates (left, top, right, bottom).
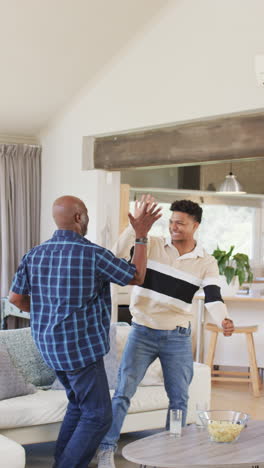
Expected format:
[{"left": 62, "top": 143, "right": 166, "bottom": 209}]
[
  {"left": 211, "top": 380, "right": 264, "bottom": 419},
  {"left": 24, "top": 381, "right": 264, "bottom": 467}
]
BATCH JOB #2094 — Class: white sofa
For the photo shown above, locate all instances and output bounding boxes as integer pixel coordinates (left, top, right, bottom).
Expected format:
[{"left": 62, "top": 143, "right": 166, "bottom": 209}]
[
  {"left": 0, "top": 434, "right": 25, "bottom": 468},
  {"left": 0, "top": 323, "right": 211, "bottom": 445}
]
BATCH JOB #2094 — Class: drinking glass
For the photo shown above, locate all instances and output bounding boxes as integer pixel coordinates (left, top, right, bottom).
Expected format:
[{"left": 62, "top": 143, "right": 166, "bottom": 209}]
[
  {"left": 196, "top": 402, "right": 209, "bottom": 428},
  {"left": 170, "top": 409, "right": 182, "bottom": 437}
]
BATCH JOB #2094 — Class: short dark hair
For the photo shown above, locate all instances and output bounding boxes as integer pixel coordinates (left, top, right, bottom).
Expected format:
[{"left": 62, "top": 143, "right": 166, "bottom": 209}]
[{"left": 170, "top": 199, "right": 203, "bottom": 223}]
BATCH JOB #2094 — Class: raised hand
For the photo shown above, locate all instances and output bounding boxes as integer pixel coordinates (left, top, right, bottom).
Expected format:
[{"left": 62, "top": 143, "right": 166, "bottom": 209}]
[
  {"left": 128, "top": 195, "right": 162, "bottom": 238},
  {"left": 133, "top": 194, "right": 156, "bottom": 219}
]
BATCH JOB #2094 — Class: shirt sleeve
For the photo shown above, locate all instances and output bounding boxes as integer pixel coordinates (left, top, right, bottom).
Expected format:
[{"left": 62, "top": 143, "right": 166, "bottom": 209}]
[
  {"left": 10, "top": 254, "right": 30, "bottom": 295},
  {"left": 96, "top": 247, "right": 136, "bottom": 286},
  {"left": 112, "top": 224, "right": 151, "bottom": 259},
  {"left": 201, "top": 255, "right": 230, "bottom": 327},
  {"left": 112, "top": 225, "right": 136, "bottom": 259}
]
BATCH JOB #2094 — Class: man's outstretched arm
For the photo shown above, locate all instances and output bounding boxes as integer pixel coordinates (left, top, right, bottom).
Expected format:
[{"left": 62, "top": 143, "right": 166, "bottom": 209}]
[{"left": 128, "top": 196, "right": 161, "bottom": 285}]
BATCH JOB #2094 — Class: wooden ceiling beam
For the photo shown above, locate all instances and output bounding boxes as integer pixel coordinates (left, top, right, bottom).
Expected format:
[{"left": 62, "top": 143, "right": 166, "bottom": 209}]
[{"left": 83, "top": 110, "right": 264, "bottom": 170}]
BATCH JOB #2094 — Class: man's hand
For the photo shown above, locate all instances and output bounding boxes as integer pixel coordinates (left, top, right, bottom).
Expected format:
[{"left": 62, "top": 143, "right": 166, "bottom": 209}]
[
  {"left": 133, "top": 194, "right": 156, "bottom": 219},
  {"left": 128, "top": 195, "right": 162, "bottom": 237},
  {"left": 221, "top": 318, "right": 235, "bottom": 337}
]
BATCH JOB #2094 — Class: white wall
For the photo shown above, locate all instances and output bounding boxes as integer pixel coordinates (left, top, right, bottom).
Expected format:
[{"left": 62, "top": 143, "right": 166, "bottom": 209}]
[{"left": 40, "top": 0, "right": 264, "bottom": 243}]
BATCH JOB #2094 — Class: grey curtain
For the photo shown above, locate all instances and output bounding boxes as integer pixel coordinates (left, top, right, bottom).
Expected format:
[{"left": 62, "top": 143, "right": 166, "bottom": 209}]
[{"left": 0, "top": 144, "right": 41, "bottom": 296}]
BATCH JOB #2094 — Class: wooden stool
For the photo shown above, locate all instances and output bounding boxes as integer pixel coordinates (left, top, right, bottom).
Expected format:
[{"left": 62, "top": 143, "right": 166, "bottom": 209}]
[{"left": 205, "top": 323, "right": 261, "bottom": 397}]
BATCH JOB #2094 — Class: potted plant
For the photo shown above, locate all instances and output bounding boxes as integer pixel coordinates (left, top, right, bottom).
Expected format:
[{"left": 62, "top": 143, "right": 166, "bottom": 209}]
[{"left": 212, "top": 246, "right": 253, "bottom": 295}]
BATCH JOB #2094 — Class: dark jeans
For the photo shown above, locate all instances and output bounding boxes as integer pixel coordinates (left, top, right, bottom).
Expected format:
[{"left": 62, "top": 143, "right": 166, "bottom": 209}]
[{"left": 53, "top": 357, "right": 112, "bottom": 468}]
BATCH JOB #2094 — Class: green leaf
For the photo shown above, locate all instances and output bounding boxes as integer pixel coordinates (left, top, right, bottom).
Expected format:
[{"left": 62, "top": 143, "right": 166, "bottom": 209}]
[
  {"left": 236, "top": 269, "right": 245, "bottom": 286},
  {"left": 226, "top": 246, "right": 235, "bottom": 259},
  {"left": 224, "top": 266, "right": 235, "bottom": 284},
  {"left": 247, "top": 271, "right": 254, "bottom": 284},
  {"left": 217, "top": 258, "right": 227, "bottom": 275}
]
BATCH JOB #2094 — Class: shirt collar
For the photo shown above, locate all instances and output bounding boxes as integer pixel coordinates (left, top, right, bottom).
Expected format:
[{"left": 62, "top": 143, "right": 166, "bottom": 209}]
[
  {"left": 53, "top": 229, "right": 86, "bottom": 241},
  {"left": 164, "top": 237, "right": 204, "bottom": 259}
]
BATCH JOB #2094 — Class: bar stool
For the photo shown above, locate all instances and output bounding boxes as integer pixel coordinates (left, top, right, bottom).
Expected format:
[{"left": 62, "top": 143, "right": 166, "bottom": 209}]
[{"left": 205, "top": 323, "right": 261, "bottom": 397}]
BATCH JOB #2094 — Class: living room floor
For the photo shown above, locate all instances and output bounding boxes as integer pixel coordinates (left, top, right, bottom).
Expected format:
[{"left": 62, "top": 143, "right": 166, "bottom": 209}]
[{"left": 24, "top": 381, "right": 264, "bottom": 468}]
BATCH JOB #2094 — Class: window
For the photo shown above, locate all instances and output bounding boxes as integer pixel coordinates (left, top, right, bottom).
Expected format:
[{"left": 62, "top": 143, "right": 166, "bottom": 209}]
[{"left": 197, "top": 204, "right": 255, "bottom": 258}]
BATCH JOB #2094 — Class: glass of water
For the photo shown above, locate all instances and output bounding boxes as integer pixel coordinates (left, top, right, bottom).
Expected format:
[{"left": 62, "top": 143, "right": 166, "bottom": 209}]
[{"left": 170, "top": 409, "right": 182, "bottom": 437}]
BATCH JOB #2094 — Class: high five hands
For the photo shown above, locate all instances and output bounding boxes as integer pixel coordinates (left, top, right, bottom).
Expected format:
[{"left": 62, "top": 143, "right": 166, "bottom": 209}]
[{"left": 128, "top": 194, "right": 162, "bottom": 236}]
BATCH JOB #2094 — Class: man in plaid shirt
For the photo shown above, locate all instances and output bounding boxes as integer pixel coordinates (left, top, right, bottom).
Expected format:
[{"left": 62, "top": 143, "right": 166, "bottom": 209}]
[{"left": 9, "top": 194, "right": 161, "bottom": 468}]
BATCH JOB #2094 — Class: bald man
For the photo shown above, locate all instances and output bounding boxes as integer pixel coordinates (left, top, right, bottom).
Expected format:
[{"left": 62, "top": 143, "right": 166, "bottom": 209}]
[{"left": 9, "top": 195, "right": 161, "bottom": 468}]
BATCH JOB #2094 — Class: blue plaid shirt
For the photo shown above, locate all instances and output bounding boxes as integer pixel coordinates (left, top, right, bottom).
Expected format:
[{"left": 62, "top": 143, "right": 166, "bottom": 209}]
[{"left": 11, "top": 230, "right": 136, "bottom": 371}]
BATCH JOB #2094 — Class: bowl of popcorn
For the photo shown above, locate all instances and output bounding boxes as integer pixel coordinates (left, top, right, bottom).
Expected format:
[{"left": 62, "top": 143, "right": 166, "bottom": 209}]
[{"left": 197, "top": 410, "right": 249, "bottom": 443}]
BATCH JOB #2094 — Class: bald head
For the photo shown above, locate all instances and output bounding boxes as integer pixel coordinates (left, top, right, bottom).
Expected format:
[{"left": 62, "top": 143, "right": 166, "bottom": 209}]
[{"left": 52, "top": 195, "right": 89, "bottom": 236}]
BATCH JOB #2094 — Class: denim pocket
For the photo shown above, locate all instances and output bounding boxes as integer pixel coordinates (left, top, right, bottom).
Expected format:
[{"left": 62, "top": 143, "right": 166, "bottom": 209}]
[{"left": 177, "top": 324, "right": 191, "bottom": 336}]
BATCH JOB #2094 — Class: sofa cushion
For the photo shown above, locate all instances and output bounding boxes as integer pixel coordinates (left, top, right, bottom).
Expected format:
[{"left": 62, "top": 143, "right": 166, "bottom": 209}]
[
  {"left": 0, "top": 390, "right": 68, "bottom": 429},
  {"left": 0, "top": 328, "right": 56, "bottom": 387},
  {"left": 0, "top": 386, "right": 168, "bottom": 429},
  {"left": 0, "top": 362, "right": 211, "bottom": 428},
  {"left": 0, "top": 343, "right": 37, "bottom": 400}
]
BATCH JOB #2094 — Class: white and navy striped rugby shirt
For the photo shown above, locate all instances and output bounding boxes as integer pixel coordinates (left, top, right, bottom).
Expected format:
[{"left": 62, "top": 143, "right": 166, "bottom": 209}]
[{"left": 114, "top": 225, "right": 229, "bottom": 330}]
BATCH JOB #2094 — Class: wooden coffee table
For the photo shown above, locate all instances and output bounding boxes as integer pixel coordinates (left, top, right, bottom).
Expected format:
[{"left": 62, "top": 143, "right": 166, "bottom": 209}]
[{"left": 122, "top": 421, "right": 264, "bottom": 468}]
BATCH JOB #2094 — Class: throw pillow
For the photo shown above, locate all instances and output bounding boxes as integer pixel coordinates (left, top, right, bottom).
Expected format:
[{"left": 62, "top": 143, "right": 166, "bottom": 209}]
[
  {"left": 0, "top": 343, "right": 37, "bottom": 400},
  {"left": 0, "top": 328, "right": 56, "bottom": 387}
]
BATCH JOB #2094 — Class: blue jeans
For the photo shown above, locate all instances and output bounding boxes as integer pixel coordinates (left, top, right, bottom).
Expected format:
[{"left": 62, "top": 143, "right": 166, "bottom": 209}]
[
  {"left": 54, "top": 357, "right": 112, "bottom": 468},
  {"left": 100, "top": 322, "right": 193, "bottom": 450}
]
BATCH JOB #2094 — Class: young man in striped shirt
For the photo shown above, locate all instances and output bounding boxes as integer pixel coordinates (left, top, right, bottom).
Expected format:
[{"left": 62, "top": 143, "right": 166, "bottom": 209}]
[
  {"left": 97, "top": 197, "right": 234, "bottom": 468},
  {"left": 9, "top": 195, "right": 161, "bottom": 468}
]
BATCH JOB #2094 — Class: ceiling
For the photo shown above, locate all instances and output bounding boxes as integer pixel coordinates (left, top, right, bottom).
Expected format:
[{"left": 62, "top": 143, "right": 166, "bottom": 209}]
[{"left": 0, "top": 0, "right": 168, "bottom": 137}]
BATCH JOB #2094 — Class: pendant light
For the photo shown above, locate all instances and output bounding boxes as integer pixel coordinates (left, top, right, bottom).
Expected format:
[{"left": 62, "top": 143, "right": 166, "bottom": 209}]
[{"left": 218, "top": 163, "right": 246, "bottom": 193}]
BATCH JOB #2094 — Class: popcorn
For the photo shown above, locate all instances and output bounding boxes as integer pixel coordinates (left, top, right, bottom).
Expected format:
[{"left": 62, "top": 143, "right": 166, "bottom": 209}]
[{"left": 207, "top": 421, "right": 244, "bottom": 442}]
